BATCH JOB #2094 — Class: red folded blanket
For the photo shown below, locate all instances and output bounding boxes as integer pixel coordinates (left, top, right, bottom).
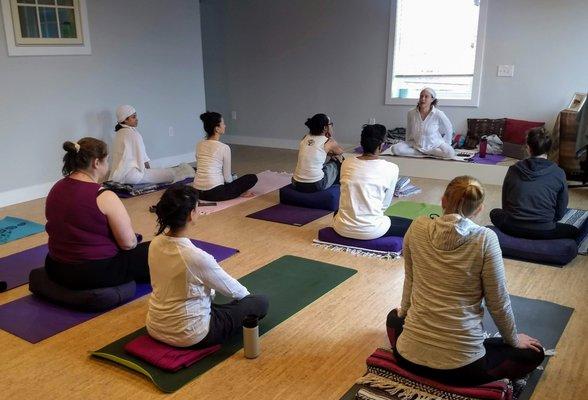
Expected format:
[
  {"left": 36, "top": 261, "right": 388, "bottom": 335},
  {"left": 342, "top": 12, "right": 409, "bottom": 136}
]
[
  {"left": 359, "top": 348, "right": 512, "bottom": 400},
  {"left": 124, "top": 335, "right": 221, "bottom": 372}
]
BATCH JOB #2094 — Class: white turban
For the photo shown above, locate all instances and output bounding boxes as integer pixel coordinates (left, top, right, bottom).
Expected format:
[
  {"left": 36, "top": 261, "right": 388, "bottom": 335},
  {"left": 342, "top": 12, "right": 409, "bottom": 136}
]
[
  {"left": 422, "top": 87, "right": 437, "bottom": 98},
  {"left": 116, "top": 105, "right": 136, "bottom": 123}
]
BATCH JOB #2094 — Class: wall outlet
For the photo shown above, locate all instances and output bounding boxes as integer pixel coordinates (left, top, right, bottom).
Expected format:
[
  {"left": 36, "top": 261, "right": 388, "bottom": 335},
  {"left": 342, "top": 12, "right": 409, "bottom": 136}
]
[
  {"left": 369, "top": 117, "right": 376, "bottom": 124},
  {"left": 231, "top": 111, "right": 237, "bottom": 120},
  {"left": 168, "top": 126, "right": 174, "bottom": 137},
  {"left": 497, "top": 65, "right": 515, "bottom": 77}
]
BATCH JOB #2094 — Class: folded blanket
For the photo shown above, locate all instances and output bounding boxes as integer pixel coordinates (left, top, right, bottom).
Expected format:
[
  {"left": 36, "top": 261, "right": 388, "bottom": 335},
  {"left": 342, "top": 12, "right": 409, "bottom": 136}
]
[
  {"left": 355, "top": 348, "right": 512, "bottom": 400},
  {"left": 123, "top": 334, "right": 221, "bottom": 372},
  {"left": 103, "top": 177, "right": 194, "bottom": 198}
]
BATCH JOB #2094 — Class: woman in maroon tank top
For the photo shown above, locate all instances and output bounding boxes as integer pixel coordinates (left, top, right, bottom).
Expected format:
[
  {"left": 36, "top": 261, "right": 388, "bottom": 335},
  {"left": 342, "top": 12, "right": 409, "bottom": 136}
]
[{"left": 45, "top": 137, "right": 150, "bottom": 289}]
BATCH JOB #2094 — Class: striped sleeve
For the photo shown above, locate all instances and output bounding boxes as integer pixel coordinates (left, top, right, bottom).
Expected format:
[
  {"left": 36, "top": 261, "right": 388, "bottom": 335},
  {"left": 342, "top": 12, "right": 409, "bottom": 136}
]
[
  {"left": 481, "top": 230, "right": 519, "bottom": 346},
  {"left": 399, "top": 224, "right": 414, "bottom": 318}
]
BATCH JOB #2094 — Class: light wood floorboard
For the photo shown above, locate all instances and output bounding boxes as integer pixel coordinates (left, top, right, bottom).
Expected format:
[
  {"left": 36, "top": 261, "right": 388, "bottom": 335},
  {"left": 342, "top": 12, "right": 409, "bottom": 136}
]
[{"left": 0, "top": 145, "right": 587, "bottom": 399}]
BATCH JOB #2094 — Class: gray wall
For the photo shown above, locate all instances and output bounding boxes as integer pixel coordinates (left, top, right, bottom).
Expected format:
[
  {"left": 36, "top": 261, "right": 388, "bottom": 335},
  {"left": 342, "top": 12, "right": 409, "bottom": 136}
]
[
  {"left": 0, "top": 0, "right": 206, "bottom": 192},
  {"left": 200, "top": 0, "right": 588, "bottom": 146}
]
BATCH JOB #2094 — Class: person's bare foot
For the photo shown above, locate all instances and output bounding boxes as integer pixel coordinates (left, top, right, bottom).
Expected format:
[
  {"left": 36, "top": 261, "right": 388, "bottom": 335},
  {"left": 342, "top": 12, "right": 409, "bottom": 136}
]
[{"left": 240, "top": 191, "right": 255, "bottom": 198}]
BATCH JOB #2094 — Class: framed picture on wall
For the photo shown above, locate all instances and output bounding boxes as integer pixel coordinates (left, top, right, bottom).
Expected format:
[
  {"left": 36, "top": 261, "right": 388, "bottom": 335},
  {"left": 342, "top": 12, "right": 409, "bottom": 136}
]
[{"left": 567, "top": 92, "right": 587, "bottom": 112}]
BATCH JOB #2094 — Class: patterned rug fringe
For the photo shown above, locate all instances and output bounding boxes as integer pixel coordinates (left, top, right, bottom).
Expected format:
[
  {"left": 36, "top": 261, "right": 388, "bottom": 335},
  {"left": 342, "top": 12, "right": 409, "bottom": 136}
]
[
  {"left": 312, "top": 240, "right": 401, "bottom": 259},
  {"left": 356, "top": 373, "right": 444, "bottom": 400}
]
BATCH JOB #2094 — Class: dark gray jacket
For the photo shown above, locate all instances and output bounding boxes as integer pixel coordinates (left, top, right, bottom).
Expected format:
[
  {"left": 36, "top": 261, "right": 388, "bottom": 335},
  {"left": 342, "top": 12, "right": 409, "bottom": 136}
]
[{"left": 502, "top": 157, "right": 568, "bottom": 230}]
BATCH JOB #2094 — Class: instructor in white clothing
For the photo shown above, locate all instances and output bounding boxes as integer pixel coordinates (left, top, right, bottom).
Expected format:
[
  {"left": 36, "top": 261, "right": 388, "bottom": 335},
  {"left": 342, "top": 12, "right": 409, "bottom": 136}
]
[
  {"left": 392, "top": 87, "right": 455, "bottom": 159},
  {"left": 109, "top": 105, "right": 194, "bottom": 185}
]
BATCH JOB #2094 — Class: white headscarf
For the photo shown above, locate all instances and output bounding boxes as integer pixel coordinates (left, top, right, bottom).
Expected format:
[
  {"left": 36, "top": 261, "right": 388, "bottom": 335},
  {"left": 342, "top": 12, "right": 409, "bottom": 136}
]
[
  {"left": 116, "top": 105, "right": 136, "bottom": 123},
  {"left": 422, "top": 87, "right": 437, "bottom": 99}
]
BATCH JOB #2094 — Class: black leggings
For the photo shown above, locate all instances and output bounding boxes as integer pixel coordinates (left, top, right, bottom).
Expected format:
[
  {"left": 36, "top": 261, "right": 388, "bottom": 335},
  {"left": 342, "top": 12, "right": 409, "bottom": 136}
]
[
  {"left": 199, "top": 174, "right": 258, "bottom": 201},
  {"left": 386, "top": 309, "right": 544, "bottom": 386},
  {"left": 45, "top": 242, "right": 151, "bottom": 290},
  {"left": 490, "top": 209, "right": 579, "bottom": 240},
  {"left": 194, "top": 294, "right": 269, "bottom": 348},
  {"left": 383, "top": 216, "right": 413, "bottom": 237}
]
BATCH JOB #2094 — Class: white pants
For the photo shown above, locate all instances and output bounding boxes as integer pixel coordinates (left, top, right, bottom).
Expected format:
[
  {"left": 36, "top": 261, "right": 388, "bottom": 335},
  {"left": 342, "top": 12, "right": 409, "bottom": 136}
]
[
  {"left": 392, "top": 141, "right": 455, "bottom": 159},
  {"left": 123, "top": 167, "right": 175, "bottom": 185}
]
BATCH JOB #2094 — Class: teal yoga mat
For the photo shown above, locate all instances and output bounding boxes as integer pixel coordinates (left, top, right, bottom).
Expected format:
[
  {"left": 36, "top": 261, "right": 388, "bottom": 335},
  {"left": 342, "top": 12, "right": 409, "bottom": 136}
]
[
  {"left": 0, "top": 217, "right": 45, "bottom": 244},
  {"left": 91, "top": 255, "right": 357, "bottom": 392}
]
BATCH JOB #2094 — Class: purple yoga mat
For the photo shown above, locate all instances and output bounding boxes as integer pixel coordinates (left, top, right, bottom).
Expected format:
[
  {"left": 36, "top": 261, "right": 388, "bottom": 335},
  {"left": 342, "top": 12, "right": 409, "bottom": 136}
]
[
  {"left": 246, "top": 204, "right": 333, "bottom": 226},
  {"left": 0, "top": 240, "right": 238, "bottom": 343},
  {"left": 0, "top": 244, "right": 48, "bottom": 291},
  {"left": 470, "top": 153, "right": 506, "bottom": 165}
]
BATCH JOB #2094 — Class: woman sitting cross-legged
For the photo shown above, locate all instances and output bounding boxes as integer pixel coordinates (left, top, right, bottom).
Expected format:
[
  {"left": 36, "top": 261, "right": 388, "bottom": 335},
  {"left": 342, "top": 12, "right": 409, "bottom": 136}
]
[
  {"left": 490, "top": 127, "right": 579, "bottom": 240},
  {"left": 387, "top": 176, "right": 545, "bottom": 386},
  {"left": 292, "top": 113, "right": 344, "bottom": 193},
  {"left": 333, "top": 124, "right": 412, "bottom": 240},
  {"left": 195, "top": 111, "right": 258, "bottom": 202},
  {"left": 391, "top": 87, "right": 455, "bottom": 159},
  {"left": 45, "top": 138, "right": 150, "bottom": 289},
  {"left": 147, "top": 185, "right": 269, "bottom": 347}
]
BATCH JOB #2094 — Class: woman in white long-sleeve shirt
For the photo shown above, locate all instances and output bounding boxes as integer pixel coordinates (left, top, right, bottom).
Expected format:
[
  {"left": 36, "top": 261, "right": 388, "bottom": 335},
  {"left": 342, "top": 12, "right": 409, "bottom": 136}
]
[
  {"left": 392, "top": 88, "right": 455, "bottom": 159},
  {"left": 147, "top": 185, "right": 268, "bottom": 347},
  {"left": 109, "top": 105, "right": 194, "bottom": 185},
  {"left": 333, "top": 124, "right": 412, "bottom": 240},
  {"left": 386, "top": 176, "right": 544, "bottom": 386},
  {"left": 195, "top": 111, "right": 258, "bottom": 201}
]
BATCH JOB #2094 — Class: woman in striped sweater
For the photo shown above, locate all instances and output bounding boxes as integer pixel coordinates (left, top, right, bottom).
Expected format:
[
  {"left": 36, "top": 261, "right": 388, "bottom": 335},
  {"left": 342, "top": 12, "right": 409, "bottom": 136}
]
[{"left": 386, "top": 176, "right": 544, "bottom": 386}]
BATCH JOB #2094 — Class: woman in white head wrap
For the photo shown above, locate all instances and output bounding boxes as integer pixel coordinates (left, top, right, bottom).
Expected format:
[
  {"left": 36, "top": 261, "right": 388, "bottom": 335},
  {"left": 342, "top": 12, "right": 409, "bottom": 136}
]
[
  {"left": 109, "top": 105, "right": 194, "bottom": 185},
  {"left": 391, "top": 88, "right": 455, "bottom": 159}
]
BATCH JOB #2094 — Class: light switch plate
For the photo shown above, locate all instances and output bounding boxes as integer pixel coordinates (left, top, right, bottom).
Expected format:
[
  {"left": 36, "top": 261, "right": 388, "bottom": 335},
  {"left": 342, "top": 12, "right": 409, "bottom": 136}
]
[{"left": 497, "top": 65, "right": 515, "bottom": 77}]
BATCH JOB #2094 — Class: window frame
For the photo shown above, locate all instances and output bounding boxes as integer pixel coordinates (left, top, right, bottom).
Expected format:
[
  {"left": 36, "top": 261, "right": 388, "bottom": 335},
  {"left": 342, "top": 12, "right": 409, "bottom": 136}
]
[
  {"left": 1, "top": 0, "right": 91, "bottom": 56},
  {"left": 384, "top": 0, "right": 488, "bottom": 107}
]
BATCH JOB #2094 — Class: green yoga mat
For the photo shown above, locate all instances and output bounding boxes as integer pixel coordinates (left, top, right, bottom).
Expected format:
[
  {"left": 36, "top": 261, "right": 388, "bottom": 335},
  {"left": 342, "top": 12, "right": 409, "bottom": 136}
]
[
  {"left": 385, "top": 201, "right": 442, "bottom": 219},
  {"left": 91, "top": 255, "right": 357, "bottom": 393}
]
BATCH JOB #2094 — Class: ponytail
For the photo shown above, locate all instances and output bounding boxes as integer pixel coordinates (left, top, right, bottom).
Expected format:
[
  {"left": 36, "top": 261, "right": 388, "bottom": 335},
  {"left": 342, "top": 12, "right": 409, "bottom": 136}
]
[
  {"left": 155, "top": 185, "right": 199, "bottom": 235},
  {"left": 442, "top": 176, "right": 485, "bottom": 218}
]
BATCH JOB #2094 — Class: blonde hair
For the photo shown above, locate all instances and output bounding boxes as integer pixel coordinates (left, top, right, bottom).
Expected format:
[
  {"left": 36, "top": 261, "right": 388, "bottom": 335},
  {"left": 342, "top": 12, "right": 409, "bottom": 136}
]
[{"left": 442, "top": 176, "right": 485, "bottom": 217}]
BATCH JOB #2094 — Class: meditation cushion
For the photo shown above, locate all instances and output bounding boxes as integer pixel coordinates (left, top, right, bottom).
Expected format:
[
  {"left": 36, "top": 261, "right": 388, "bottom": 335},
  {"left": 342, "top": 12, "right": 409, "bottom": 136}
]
[
  {"left": 124, "top": 334, "right": 221, "bottom": 372},
  {"left": 318, "top": 227, "right": 403, "bottom": 253},
  {"left": 279, "top": 184, "right": 340, "bottom": 211},
  {"left": 29, "top": 267, "right": 137, "bottom": 312},
  {"left": 358, "top": 348, "right": 513, "bottom": 400},
  {"left": 487, "top": 226, "right": 577, "bottom": 266}
]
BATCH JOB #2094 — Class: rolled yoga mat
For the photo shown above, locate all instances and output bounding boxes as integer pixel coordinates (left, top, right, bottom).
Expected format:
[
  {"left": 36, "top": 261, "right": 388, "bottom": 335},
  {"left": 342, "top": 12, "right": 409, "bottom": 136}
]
[
  {"left": 0, "top": 216, "right": 45, "bottom": 245},
  {"left": 0, "top": 240, "right": 238, "bottom": 343},
  {"left": 385, "top": 201, "right": 443, "bottom": 220},
  {"left": 246, "top": 203, "right": 333, "bottom": 226},
  {"left": 339, "top": 295, "right": 574, "bottom": 400},
  {"left": 91, "top": 255, "right": 357, "bottom": 393},
  {"left": 0, "top": 244, "right": 48, "bottom": 292}
]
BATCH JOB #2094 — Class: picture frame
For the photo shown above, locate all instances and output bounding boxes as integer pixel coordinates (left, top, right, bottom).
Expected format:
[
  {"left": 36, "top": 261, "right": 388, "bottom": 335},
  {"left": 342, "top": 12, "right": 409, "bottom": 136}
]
[{"left": 567, "top": 92, "right": 587, "bottom": 112}]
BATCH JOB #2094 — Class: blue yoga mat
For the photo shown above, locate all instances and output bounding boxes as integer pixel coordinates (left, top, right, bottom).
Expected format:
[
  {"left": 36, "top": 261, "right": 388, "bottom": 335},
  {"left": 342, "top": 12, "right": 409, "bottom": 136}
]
[{"left": 0, "top": 217, "right": 45, "bottom": 245}]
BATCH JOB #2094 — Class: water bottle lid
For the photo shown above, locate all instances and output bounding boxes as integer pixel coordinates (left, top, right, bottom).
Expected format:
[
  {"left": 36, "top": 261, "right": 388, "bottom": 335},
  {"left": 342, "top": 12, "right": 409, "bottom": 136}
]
[{"left": 242, "top": 315, "right": 259, "bottom": 328}]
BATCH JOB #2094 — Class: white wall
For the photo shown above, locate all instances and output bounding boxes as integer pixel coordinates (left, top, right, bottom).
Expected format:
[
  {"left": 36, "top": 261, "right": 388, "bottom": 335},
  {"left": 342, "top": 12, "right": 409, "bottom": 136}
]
[
  {"left": 0, "top": 0, "right": 206, "bottom": 204},
  {"left": 200, "top": 0, "right": 588, "bottom": 148}
]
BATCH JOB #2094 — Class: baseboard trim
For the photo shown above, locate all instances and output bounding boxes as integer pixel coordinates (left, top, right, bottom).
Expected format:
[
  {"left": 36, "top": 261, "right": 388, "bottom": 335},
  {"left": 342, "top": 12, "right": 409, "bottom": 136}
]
[
  {"left": 0, "top": 152, "right": 196, "bottom": 209},
  {"left": 223, "top": 134, "right": 354, "bottom": 151}
]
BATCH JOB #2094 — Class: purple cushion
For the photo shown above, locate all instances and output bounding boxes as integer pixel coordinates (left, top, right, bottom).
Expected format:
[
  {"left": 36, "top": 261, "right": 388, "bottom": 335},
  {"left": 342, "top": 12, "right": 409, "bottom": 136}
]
[
  {"left": 279, "top": 184, "right": 340, "bottom": 211},
  {"left": 487, "top": 226, "right": 577, "bottom": 266},
  {"left": 318, "top": 227, "right": 403, "bottom": 252}
]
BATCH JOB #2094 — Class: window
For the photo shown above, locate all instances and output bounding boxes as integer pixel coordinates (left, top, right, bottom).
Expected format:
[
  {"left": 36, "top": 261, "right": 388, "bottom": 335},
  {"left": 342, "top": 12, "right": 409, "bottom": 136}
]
[
  {"left": 385, "top": 0, "right": 488, "bottom": 107},
  {"left": 1, "top": 0, "right": 91, "bottom": 56}
]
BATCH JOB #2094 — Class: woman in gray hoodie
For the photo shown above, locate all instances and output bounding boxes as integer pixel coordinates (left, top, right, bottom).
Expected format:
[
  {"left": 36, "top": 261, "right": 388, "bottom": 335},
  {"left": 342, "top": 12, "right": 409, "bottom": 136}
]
[
  {"left": 490, "top": 127, "right": 578, "bottom": 240},
  {"left": 386, "top": 176, "right": 544, "bottom": 386}
]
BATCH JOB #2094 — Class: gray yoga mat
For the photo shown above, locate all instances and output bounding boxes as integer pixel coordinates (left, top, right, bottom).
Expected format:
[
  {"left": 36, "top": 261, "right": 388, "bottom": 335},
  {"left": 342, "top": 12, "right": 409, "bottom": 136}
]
[{"left": 340, "top": 295, "right": 574, "bottom": 400}]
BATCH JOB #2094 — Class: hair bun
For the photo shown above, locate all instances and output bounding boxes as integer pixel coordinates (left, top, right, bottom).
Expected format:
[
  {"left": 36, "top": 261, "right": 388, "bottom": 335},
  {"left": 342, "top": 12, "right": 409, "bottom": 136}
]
[
  {"left": 304, "top": 118, "right": 312, "bottom": 129},
  {"left": 63, "top": 141, "right": 76, "bottom": 152}
]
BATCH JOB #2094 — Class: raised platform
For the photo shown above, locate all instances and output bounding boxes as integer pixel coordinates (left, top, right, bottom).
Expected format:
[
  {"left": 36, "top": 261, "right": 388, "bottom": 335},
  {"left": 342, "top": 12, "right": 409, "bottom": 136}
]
[{"left": 343, "top": 152, "right": 515, "bottom": 186}]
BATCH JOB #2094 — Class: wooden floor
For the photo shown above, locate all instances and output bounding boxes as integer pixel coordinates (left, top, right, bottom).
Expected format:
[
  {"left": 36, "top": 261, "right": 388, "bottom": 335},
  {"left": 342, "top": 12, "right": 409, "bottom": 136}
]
[{"left": 0, "top": 145, "right": 587, "bottom": 400}]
